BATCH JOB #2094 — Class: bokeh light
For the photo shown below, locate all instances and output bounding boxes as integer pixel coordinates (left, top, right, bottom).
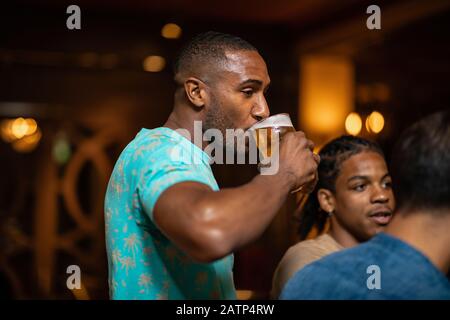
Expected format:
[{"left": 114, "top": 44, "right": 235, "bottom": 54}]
[
  {"left": 366, "top": 111, "right": 385, "bottom": 134},
  {"left": 142, "top": 55, "right": 166, "bottom": 72},
  {"left": 161, "top": 23, "right": 182, "bottom": 39},
  {"left": 345, "top": 112, "right": 362, "bottom": 136}
]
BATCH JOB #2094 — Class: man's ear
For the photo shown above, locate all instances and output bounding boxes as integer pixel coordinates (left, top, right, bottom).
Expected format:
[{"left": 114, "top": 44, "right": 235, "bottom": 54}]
[
  {"left": 184, "top": 77, "right": 207, "bottom": 108},
  {"left": 317, "top": 188, "right": 336, "bottom": 214}
]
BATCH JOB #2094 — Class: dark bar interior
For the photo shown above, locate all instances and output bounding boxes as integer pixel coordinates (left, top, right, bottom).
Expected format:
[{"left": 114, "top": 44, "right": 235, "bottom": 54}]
[{"left": 1, "top": 0, "right": 449, "bottom": 300}]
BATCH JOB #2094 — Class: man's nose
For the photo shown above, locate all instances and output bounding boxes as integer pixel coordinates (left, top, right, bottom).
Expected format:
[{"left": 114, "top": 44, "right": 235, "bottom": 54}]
[
  {"left": 371, "top": 185, "right": 390, "bottom": 203},
  {"left": 252, "top": 95, "right": 270, "bottom": 121}
]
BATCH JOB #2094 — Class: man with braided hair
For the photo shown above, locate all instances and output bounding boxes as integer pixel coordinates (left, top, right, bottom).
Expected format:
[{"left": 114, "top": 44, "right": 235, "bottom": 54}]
[
  {"left": 281, "top": 111, "right": 450, "bottom": 300},
  {"left": 272, "top": 135, "right": 395, "bottom": 298}
]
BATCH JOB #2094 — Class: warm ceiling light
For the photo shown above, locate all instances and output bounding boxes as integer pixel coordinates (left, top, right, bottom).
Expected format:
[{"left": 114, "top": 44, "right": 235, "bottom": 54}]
[
  {"left": 11, "top": 117, "right": 30, "bottom": 139},
  {"left": 12, "top": 127, "right": 42, "bottom": 153},
  {"left": 345, "top": 112, "right": 362, "bottom": 136},
  {"left": 142, "top": 55, "right": 166, "bottom": 72},
  {"left": 366, "top": 111, "right": 385, "bottom": 134},
  {"left": 9, "top": 117, "right": 38, "bottom": 139},
  {"left": 1, "top": 117, "right": 41, "bottom": 152},
  {"left": 161, "top": 23, "right": 182, "bottom": 39},
  {"left": 1, "top": 119, "right": 15, "bottom": 142}
]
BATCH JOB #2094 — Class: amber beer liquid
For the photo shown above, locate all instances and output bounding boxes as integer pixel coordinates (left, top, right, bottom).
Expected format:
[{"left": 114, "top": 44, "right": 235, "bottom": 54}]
[
  {"left": 249, "top": 113, "right": 295, "bottom": 159},
  {"left": 255, "top": 126, "right": 295, "bottom": 158},
  {"left": 249, "top": 113, "right": 306, "bottom": 193}
]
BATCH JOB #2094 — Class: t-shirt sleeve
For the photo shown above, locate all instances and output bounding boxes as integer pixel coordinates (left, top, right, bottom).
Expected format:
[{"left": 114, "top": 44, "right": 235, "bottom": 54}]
[{"left": 137, "top": 147, "right": 213, "bottom": 221}]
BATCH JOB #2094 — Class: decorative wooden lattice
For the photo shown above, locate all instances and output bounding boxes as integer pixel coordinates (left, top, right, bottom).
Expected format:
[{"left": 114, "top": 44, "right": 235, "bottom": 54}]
[{"left": 0, "top": 122, "right": 126, "bottom": 299}]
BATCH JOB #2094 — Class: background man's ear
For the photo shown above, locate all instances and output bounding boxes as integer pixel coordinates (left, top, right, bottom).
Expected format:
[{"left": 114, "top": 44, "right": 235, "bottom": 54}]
[
  {"left": 317, "top": 189, "right": 336, "bottom": 214},
  {"left": 184, "top": 77, "right": 207, "bottom": 108}
]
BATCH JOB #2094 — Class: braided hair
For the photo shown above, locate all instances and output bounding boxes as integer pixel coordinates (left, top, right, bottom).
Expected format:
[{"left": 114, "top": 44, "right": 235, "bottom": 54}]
[{"left": 297, "top": 135, "right": 384, "bottom": 240}]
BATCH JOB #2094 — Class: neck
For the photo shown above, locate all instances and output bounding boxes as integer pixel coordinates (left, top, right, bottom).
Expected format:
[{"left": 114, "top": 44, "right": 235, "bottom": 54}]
[
  {"left": 164, "top": 103, "right": 208, "bottom": 149},
  {"left": 385, "top": 208, "right": 450, "bottom": 274},
  {"left": 328, "top": 218, "right": 360, "bottom": 248}
]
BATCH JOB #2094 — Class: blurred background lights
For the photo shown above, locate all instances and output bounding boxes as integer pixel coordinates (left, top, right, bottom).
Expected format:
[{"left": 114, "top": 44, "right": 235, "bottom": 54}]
[
  {"left": 52, "top": 132, "right": 72, "bottom": 165},
  {"left": 12, "top": 128, "right": 42, "bottom": 153},
  {"left": 1, "top": 120, "right": 16, "bottom": 143},
  {"left": 366, "top": 111, "right": 385, "bottom": 134},
  {"left": 143, "top": 55, "right": 166, "bottom": 72},
  {"left": 345, "top": 112, "right": 362, "bottom": 136},
  {"left": 161, "top": 23, "right": 182, "bottom": 39},
  {"left": 1, "top": 117, "right": 41, "bottom": 152},
  {"left": 12, "top": 117, "right": 37, "bottom": 139}
]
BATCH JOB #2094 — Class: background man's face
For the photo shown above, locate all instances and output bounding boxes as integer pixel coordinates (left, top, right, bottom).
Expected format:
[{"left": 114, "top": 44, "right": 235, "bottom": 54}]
[{"left": 331, "top": 151, "right": 395, "bottom": 242}]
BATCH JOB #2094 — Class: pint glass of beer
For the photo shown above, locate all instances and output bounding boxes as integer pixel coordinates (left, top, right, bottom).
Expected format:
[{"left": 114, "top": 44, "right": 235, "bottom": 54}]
[
  {"left": 247, "top": 113, "right": 307, "bottom": 193},
  {"left": 248, "top": 113, "right": 295, "bottom": 159}
]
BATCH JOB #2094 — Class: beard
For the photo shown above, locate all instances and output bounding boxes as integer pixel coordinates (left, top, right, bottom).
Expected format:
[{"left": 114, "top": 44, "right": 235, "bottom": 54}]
[
  {"left": 204, "top": 94, "right": 248, "bottom": 156},
  {"left": 204, "top": 94, "right": 234, "bottom": 133}
]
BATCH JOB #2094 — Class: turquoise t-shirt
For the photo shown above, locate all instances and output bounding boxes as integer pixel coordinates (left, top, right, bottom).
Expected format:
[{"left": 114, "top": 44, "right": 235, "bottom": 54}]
[{"left": 104, "top": 127, "right": 236, "bottom": 300}]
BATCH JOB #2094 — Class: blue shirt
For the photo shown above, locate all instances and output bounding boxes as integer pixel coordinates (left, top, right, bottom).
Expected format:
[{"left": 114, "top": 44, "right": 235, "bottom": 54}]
[
  {"left": 105, "top": 127, "right": 236, "bottom": 299},
  {"left": 280, "top": 233, "right": 450, "bottom": 300}
]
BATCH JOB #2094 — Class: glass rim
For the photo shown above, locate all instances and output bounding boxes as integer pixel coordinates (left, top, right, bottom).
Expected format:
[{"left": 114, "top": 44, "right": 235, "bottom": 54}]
[{"left": 247, "top": 113, "right": 293, "bottom": 131}]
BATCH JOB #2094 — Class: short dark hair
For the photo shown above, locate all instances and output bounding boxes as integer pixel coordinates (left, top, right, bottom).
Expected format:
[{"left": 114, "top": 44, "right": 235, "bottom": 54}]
[
  {"left": 298, "top": 135, "right": 384, "bottom": 240},
  {"left": 173, "top": 31, "right": 257, "bottom": 76},
  {"left": 391, "top": 110, "right": 450, "bottom": 212}
]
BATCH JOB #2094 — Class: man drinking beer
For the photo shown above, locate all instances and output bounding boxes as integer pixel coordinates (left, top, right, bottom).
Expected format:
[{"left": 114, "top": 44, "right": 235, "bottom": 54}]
[{"left": 104, "top": 31, "right": 319, "bottom": 299}]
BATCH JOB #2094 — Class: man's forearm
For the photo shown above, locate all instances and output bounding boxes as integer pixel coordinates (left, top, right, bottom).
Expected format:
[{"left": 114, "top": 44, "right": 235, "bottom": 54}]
[{"left": 196, "top": 172, "right": 294, "bottom": 253}]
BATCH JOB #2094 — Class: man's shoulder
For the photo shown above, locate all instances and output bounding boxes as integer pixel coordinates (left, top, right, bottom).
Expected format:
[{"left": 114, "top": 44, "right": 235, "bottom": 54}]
[
  {"left": 299, "top": 235, "right": 392, "bottom": 276},
  {"left": 279, "top": 258, "right": 355, "bottom": 299},
  {"left": 281, "top": 234, "right": 450, "bottom": 299},
  {"left": 281, "top": 234, "right": 342, "bottom": 266},
  {"left": 125, "top": 128, "right": 198, "bottom": 164},
  {"left": 132, "top": 128, "right": 181, "bottom": 150},
  {"left": 306, "top": 239, "right": 377, "bottom": 267},
  {"left": 280, "top": 239, "right": 386, "bottom": 299}
]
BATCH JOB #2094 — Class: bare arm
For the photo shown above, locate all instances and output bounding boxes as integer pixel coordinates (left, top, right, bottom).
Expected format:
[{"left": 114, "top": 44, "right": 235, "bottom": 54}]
[{"left": 153, "top": 131, "right": 319, "bottom": 262}]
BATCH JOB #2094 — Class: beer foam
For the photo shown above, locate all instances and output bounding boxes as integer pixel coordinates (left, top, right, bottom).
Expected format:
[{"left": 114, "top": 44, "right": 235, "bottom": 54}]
[{"left": 249, "top": 113, "right": 293, "bottom": 130}]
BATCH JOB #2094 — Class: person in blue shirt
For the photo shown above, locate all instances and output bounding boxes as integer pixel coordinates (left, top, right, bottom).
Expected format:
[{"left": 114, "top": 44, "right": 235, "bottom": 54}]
[
  {"left": 280, "top": 110, "right": 450, "bottom": 300},
  {"left": 104, "top": 31, "right": 320, "bottom": 299}
]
